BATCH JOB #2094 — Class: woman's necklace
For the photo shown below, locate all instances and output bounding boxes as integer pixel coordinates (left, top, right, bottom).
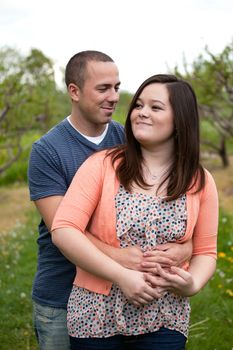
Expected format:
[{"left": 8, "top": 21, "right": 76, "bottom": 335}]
[
  {"left": 145, "top": 163, "right": 171, "bottom": 183},
  {"left": 147, "top": 169, "right": 160, "bottom": 181}
]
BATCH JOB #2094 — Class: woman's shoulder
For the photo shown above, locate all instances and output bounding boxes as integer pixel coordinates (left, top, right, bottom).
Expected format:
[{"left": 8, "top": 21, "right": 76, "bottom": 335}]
[
  {"left": 81, "top": 148, "right": 119, "bottom": 173},
  {"left": 88, "top": 149, "right": 109, "bottom": 161},
  {"left": 203, "top": 168, "right": 217, "bottom": 187},
  {"left": 187, "top": 167, "right": 217, "bottom": 197}
]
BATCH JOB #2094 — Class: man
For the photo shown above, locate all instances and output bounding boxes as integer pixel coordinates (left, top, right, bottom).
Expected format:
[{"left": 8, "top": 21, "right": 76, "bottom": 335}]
[{"left": 28, "top": 51, "right": 191, "bottom": 349}]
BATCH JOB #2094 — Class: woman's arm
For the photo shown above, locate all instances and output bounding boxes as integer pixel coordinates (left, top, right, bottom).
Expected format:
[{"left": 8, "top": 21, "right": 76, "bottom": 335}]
[
  {"left": 52, "top": 227, "right": 163, "bottom": 306},
  {"left": 145, "top": 171, "right": 218, "bottom": 295}
]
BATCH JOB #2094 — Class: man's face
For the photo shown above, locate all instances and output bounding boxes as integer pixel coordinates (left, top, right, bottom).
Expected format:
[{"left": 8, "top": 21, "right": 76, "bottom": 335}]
[{"left": 75, "top": 61, "right": 121, "bottom": 134}]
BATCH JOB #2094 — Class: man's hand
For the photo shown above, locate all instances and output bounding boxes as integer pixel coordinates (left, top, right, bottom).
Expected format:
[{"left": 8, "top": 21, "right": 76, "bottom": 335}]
[
  {"left": 112, "top": 245, "right": 144, "bottom": 271},
  {"left": 141, "top": 240, "right": 193, "bottom": 272},
  {"left": 86, "top": 233, "right": 144, "bottom": 271}
]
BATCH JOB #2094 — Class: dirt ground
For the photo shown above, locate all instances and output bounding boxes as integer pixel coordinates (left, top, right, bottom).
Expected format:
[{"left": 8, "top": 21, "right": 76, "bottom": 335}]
[
  {"left": 0, "top": 186, "right": 34, "bottom": 233},
  {"left": 0, "top": 159, "right": 232, "bottom": 233},
  {"left": 206, "top": 159, "right": 233, "bottom": 213}
]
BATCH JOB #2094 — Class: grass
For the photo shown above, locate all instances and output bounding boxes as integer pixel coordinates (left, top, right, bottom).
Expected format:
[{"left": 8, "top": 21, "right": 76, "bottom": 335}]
[
  {"left": 0, "top": 206, "right": 232, "bottom": 349},
  {"left": 187, "top": 209, "right": 233, "bottom": 349},
  {"left": 0, "top": 210, "right": 39, "bottom": 350}
]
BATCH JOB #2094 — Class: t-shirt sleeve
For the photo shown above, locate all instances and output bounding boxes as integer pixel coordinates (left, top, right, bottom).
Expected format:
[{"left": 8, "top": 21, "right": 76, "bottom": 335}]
[
  {"left": 51, "top": 153, "right": 104, "bottom": 233},
  {"left": 28, "top": 142, "right": 68, "bottom": 200},
  {"left": 192, "top": 171, "right": 219, "bottom": 258}
]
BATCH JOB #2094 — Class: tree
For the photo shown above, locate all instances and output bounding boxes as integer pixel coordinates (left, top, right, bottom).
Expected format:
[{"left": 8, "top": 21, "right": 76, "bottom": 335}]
[
  {"left": 115, "top": 91, "right": 132, "bottom": 124},
  {"left": 173, "top": 40, "right": 233, "bottom": 167},
  {"left": 0, "top": 47, "right": 68, "bottom": 175}
]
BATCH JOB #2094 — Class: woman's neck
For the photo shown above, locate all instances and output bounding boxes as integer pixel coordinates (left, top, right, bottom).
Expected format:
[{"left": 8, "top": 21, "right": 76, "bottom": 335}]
[{"left": 141, "top": 144, "right": 173, "bottom": 169}]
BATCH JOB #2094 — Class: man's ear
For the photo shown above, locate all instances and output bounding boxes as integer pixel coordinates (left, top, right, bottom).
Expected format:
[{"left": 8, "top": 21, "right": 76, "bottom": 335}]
[{"left": 67, "top": 83, "right": 80, "bottom": 101}]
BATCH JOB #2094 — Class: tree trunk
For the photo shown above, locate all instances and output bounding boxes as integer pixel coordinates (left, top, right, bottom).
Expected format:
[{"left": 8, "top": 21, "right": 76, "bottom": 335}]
[{"left": 219, "top": 136, "right": 229, "bottom": 168}]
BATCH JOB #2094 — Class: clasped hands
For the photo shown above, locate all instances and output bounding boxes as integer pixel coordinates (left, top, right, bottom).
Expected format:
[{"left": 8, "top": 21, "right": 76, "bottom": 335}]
[{"left": 117, "top": 243, "right": 194, "bottom": 307}]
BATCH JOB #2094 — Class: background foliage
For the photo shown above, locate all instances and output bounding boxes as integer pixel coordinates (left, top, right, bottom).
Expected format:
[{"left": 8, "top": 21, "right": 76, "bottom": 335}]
[
  {"left": 1, "top": 41, "right": 233, "bottom": 184},
  {"left": 0, "top": 42, "right": 232, "bottom": 349}
]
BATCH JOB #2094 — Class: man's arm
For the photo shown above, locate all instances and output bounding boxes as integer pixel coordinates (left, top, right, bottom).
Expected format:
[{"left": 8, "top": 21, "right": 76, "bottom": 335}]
[
  {"left": 86, "top": 233, "right": 144, "bottom": 270},
  {"left": 34, "top": 196, "right": 64, "bottom": 231},
  {"left": 35, "top": 197, "right": 191, "bottom": 271},
  {"left": 34, "top": 196, "right": 144, "bottom": 270}
]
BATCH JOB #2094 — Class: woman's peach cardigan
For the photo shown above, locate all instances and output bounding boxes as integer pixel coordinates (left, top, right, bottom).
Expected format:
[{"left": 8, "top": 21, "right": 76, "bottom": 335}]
[{"left": 52, "top": 150, "right": 219, "bottom": 295}]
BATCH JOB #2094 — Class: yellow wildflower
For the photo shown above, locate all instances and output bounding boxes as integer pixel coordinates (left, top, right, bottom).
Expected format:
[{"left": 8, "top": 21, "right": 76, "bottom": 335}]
[
  {"left": 218, "top": 252, "right": 226, "bottom": 258},
  {"left": 226, "top": 289, "right": 233, "bottom": 297}
]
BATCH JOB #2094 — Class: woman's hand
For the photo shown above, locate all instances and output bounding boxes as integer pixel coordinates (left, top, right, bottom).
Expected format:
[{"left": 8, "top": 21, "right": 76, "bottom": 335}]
[
  {"left": 145, "top": 264, "right": 197, "bottom": 297},
  {"left": 115, "top": 268, "right": 164, "bottom": 307},
  {"left": 147, "top": 255, "right": 216, "bottom": 297}
]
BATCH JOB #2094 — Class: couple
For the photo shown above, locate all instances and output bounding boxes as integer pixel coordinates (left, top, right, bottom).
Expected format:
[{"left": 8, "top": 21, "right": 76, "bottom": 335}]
[{"left": 28, "top": 51, "right": 218, "bottom": 350}]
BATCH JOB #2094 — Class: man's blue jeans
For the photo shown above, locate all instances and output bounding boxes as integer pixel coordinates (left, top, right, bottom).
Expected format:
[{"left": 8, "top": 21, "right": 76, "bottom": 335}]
[
  {"left": 70, "top": 327, "right": 187, "bottom": 350},
  {"left": 33, "top": 301, "right": 70, "bottom": 350}
]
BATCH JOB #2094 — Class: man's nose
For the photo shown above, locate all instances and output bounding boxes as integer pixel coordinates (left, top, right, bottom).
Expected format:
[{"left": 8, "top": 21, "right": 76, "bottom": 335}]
[{"left": 108, "top": 88, "right": 120, "bottom": 103}]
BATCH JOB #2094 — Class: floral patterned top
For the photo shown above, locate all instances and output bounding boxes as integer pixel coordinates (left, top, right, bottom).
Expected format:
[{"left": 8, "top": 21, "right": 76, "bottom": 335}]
[{"left": 67, "top": 185, "right": 190, "bottom": 338}]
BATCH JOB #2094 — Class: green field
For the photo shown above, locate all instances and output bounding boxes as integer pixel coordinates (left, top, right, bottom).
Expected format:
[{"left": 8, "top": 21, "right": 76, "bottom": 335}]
[{"left": 0, "top": 206, "right": 232, "bottom": 349}]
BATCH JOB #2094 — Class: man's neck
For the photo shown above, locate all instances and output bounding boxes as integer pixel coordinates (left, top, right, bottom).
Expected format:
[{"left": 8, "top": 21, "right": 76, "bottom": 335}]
[
  {"left": 68, "top": 115, "right": 108, "bottom": 138},
  {"left": 69, "top": 114, "right": 107, "bottom": 137}
]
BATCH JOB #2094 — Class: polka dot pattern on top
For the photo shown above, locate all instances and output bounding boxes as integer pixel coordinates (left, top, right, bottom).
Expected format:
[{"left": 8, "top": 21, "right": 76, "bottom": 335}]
[{"left": 67, "top": 185, "right": 190, "bottom": 338}]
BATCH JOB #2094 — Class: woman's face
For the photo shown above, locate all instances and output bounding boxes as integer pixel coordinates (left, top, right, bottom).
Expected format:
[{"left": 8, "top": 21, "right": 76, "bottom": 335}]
[{"left": 130, "top": 83, "right": 175, "bottom": 149}]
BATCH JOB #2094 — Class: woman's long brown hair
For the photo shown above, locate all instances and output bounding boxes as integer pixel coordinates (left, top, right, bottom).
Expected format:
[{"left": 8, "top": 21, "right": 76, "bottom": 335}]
[{"left": 107, "top": 74, "right": 205, "bottom": 201}]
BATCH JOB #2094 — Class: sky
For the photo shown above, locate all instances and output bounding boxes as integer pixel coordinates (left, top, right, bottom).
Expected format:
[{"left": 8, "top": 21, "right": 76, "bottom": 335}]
[{"left": 0, "top": 0, "right": 232, "bottom": 93}]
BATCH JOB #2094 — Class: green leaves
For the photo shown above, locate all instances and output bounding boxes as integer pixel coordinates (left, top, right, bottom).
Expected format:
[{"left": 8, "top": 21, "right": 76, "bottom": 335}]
[
  {"left": 0, "top": 47, "right": 69, "bottom": 175},
  {"left": 173, "top": 40, "right": 233, "bottom": 167}
]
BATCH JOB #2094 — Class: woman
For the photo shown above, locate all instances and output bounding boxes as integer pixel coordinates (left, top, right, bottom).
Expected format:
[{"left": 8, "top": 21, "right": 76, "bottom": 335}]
[{"left": 51, "top": 74, "right": 218, "bottom": 349}]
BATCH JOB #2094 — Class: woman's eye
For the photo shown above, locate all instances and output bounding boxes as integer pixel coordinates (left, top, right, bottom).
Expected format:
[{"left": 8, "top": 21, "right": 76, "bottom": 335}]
[{"left": 134, "top": 103, "right": 142, "bottom": 109}]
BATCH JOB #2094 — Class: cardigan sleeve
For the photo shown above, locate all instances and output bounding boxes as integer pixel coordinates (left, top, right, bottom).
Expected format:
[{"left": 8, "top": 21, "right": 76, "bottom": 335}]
[
  {"left": 192, "top": 170, "right": 219, "bottom": 259},
  {"left": 51, "top": 151, "right": 105, "bottom": 233}
]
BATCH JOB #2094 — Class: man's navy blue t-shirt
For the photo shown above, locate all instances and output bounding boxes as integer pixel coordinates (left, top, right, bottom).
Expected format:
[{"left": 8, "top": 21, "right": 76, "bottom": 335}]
[{"left": 28, "top": 118, "right": 125, "bottom": 308}]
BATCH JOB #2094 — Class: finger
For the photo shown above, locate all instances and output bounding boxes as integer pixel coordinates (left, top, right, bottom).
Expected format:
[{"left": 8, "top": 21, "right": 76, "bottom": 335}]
[
  {"left": 141, "top": 266, "right": 159, "bottom": 274},
  {"left": 141, "top": 261, "right": 157, "bottom": 268},
  {"left": 143, "top": 250, "right": 167, "bottom": 257},
  {"left": 143, "top": 280, "right": 165, "bottom": 299},
  {"left": 131, "top": 300, "right": 142, "bottom": 307},
  {"left": 170, "top": 266, "right": 191, "bottom": 280},
  {"left": 142, "top": 256, "right": 173, "bottom": 266},
  {"left": 131, "top": 294, "right": 152, "bottom": 306},
  {"left": 145, "top": 273, "right": 170, "bottom": 288},
  {"left": 153, "top": 287, "right": 166, "bottom": 298},
  {"left": 156, "top": 264, "right": 188, "bottom": 286},
  {"left": 156, "top": 286, "right": 167, "bottom": 294},
  {"left": 144, "top": 288, "right": 164, "bottom": 300},
  {"left": 153, "top": 243, "right": 171, "bottom": 251}
]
